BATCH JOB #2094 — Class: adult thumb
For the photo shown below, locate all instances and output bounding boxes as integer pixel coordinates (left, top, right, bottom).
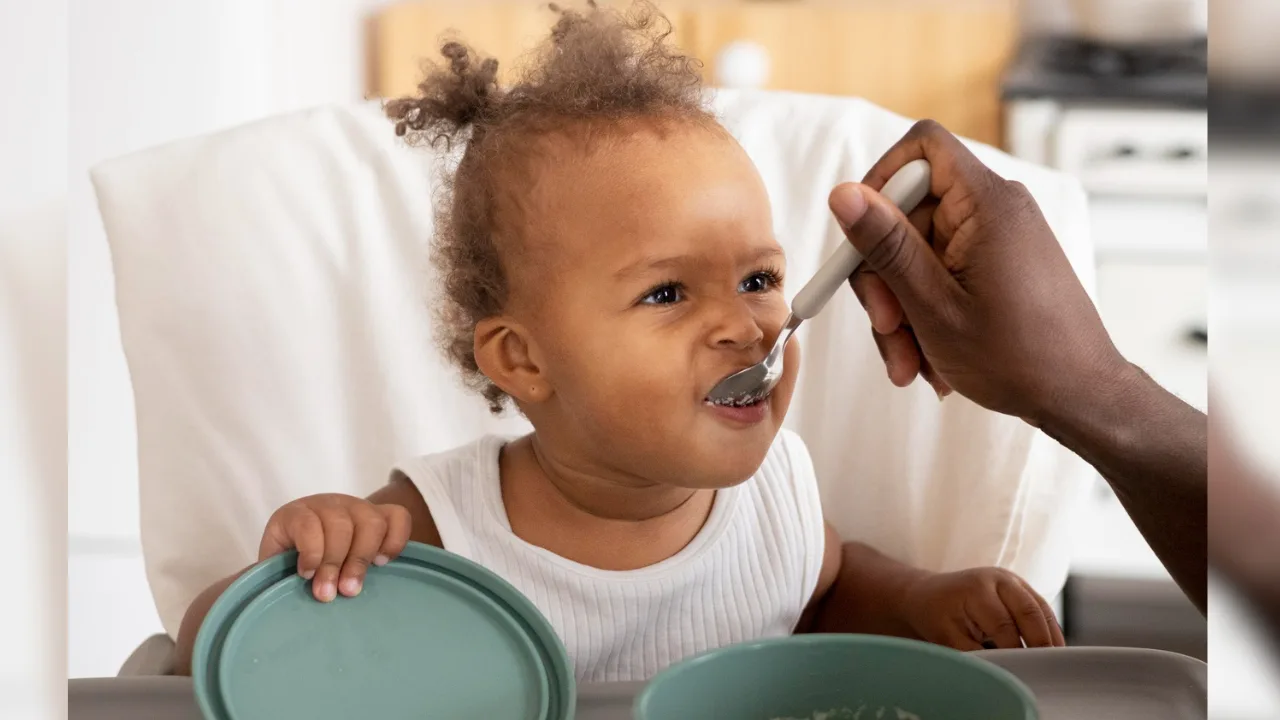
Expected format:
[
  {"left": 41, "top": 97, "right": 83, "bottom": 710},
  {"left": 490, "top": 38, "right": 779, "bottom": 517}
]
[{"left": 828, "top": 182, "right": 955, "bottom": 314}]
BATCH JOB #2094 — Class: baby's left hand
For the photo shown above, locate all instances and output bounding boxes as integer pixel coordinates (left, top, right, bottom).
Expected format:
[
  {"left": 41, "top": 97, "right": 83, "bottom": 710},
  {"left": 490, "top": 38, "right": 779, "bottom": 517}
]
[{"left": 901, "top": 567, "right": 1066, "bottom": 650}]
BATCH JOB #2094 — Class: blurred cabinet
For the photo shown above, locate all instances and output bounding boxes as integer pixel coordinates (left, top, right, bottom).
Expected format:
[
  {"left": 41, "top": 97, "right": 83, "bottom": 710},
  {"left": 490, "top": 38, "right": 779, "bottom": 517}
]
[
  {"left": 681, "top": 1, "right": 1017, "bottom": 146},
  {"left": 1095, "top": 261, "right": 1207, "bottom": 412},
  {"left": 370, "top": 1, "right": 697, "bottom": 97},
  {"left": 370, "top": 0, "right": 1019, "bottom": 146}
]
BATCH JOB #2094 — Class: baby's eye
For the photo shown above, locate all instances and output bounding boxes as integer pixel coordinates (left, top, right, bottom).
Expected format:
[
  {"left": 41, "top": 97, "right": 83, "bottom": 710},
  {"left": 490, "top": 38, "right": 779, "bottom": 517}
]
[
  {"left": 640, "top": 283, "right": 684, "bottom": 305},
  {"left": 739, "top": 271, "right": 780, "bottom": 294}
]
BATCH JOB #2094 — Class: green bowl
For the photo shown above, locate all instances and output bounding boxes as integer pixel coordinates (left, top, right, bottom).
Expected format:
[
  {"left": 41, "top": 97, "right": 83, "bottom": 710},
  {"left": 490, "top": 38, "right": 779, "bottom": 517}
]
[{"left": 633, "top": 635, "right": 1038, "bottom": 720}]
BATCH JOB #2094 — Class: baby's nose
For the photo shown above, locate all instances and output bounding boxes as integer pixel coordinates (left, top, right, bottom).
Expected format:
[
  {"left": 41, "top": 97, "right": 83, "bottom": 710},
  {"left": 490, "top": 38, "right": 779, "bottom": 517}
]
[{"left": 710, "top": 302, "right": 766, "bottom": 349}]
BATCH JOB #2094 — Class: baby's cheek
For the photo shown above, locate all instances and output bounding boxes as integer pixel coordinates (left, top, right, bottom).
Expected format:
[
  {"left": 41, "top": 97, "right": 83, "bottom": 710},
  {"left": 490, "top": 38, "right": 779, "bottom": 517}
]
[
  {"left": 588, "top": 335, "right": 689, "bottom": 405},
  {"left": 774, "top": 338, "right": 802, "bottom": 410}
]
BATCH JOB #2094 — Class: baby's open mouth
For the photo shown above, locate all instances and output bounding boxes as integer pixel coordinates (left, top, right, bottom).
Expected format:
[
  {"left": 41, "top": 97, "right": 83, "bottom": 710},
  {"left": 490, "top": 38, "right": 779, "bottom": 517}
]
[
  {"left": 703, "top": 384, "right": 769, "bottom": 409},
  {"left": 703, "top": 367, "right": 772, "bottom": 409},
  {"left": 704, "top": 394, "right": 764, "bottom": 408}
]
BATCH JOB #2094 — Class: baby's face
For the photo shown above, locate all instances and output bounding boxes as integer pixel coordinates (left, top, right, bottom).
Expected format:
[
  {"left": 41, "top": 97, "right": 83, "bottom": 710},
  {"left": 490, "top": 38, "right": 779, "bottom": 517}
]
[{"left": 510, "top": 121, "right": 799, "bottom": 488}]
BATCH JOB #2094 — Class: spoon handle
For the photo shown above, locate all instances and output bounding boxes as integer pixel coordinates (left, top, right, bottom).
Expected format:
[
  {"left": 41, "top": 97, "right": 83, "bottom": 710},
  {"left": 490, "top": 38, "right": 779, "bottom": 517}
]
[{"left": 790, "top": 159, "right": 932, "bottom": 320}]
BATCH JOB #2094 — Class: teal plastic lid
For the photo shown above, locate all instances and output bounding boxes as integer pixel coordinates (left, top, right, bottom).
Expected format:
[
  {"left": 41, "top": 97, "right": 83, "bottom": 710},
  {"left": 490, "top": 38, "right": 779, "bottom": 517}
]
[{"left": 193, "top": 541, "right": 575, "bottom": 720}]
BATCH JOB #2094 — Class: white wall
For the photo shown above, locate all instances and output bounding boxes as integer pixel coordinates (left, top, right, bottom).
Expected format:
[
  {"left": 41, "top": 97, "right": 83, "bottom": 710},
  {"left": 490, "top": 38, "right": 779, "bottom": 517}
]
[
  {"left": 1, "top": 0, "right": 68, "bottom": 714},
  {"left": 62, "top": 0, "right": 391, "bottom": 678}
]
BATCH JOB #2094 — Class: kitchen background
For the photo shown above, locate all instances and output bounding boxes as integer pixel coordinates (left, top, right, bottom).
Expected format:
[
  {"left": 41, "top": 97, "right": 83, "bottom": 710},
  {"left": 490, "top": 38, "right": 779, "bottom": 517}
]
[{"left": 1, "top": 0, "right": 1271, "bottom": 716}]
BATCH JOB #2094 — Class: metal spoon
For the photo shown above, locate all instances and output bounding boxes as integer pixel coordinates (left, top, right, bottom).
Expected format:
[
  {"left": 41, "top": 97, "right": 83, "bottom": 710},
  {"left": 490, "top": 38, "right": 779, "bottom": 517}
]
[{"left": 705, "top": 159, "right": 933, "bottom": 405}]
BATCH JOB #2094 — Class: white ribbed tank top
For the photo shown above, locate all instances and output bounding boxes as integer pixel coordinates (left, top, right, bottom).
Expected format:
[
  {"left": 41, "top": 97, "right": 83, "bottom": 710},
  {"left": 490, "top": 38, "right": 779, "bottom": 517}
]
[{"left": 392, "top": 429, "right": 826, "bottom": 683}]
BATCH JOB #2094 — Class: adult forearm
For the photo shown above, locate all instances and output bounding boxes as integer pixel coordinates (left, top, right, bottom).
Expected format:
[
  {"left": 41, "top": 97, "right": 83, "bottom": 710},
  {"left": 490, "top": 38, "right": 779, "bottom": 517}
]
[
  {"left": 809, "top": 542, "right": 927, "bottom": 637},
  {"left": 1040, "top": 364, "right": 1207, "bottom": 614}
]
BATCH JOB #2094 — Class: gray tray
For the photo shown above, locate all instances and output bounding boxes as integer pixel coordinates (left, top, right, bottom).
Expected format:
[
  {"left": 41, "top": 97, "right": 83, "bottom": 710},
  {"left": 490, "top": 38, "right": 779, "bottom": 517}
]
[
  {"left": 69, "top": 647, "right": 1206, "bottom": 720},
  {"left": 977, "top": 647, "right": 1207, "bottom": 720}
]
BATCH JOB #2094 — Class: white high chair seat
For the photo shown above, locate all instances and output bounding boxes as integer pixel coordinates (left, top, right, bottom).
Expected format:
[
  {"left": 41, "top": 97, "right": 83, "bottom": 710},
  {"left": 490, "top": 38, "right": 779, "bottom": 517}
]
[{"left": 91, "top": 89, "right": 1095, "bottom": 641}]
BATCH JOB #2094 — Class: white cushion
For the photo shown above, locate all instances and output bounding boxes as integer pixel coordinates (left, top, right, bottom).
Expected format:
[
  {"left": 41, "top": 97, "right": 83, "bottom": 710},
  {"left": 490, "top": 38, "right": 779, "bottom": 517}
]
[{"left": 92, "top": 90, "right": 1095, "bottom": 638}]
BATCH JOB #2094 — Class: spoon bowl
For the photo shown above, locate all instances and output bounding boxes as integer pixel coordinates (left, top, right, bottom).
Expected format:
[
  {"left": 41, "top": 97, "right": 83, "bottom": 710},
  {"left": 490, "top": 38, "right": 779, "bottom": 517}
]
[
  {"left": 704, "top": 159, "right": 933, "bottom": 405},
  {"left": 706, "top": 314, "right": 802, "bottom": 405}
]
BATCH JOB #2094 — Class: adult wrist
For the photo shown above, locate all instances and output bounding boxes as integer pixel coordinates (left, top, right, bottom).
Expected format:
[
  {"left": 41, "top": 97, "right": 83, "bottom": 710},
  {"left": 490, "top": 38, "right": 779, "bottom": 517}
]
[
  {"left": 1035, "top": 359, "right": 1155, "bottom": 458},
  {"left": 1034, "top": 345, "right": 1146, "bottom": 427}
]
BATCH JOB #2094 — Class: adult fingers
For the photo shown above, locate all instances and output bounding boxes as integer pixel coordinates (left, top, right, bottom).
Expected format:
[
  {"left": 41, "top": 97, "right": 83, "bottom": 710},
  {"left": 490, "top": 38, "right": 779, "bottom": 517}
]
[
  {"left": 862, "top": 120, "right": 991, "bottom": 209},
  {"left": 919, "top": 351, "right": 954, "bottom": 399},
  {"left": 829, "top": 183, "right": 960, "bottom": 322},
  {"left": 874, "top": 327, "right": 922, "bottom": 387},
  {"left": 850, "top": 270, "right": 905, "bottom": 335}
]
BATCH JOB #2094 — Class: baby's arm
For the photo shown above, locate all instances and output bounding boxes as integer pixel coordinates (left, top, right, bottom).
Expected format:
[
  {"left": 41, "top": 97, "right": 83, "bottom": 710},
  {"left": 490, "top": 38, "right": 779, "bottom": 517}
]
[
  {"left": 797, "top": 522, "right": 1064, "bottom": 649},
  {"left": 171, "top": 476, "right": 439, "bottom": 675},
  {"left": 793, "top": 523, "right": 920, "bottom": 638}
]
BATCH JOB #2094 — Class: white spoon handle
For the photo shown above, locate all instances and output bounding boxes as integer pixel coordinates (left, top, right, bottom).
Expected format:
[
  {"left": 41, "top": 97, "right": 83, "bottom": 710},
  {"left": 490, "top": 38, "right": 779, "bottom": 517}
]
[{"left": 790, "top": 159, "right": 933, "bottom": 320}]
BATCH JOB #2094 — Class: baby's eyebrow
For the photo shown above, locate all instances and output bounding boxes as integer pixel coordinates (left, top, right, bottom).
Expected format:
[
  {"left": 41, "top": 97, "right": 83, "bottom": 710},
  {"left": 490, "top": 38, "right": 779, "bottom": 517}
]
[
  {"left": 613, "top": 246, "right": 783, "bottom": 280},
  {"left": 613, "top": 255, "right": 687, "bottom": 280}
]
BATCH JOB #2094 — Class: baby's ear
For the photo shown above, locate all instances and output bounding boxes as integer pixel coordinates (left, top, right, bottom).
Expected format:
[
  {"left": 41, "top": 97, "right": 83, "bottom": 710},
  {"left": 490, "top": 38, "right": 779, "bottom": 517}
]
[{"left": 474, "top": 317, "right": 551, "bottom": 405}]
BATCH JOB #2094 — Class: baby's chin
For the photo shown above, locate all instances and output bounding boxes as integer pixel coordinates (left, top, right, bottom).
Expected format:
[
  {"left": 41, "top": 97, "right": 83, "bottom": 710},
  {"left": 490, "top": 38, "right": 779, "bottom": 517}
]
[{"left": 665, "top": 440, "right": 777, "bottom": 490}]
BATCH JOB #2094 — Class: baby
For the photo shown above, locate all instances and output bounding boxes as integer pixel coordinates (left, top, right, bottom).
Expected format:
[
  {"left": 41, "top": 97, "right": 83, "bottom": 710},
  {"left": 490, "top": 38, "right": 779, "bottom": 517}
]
[{"left": 174, "top": 1, "right": 1062, "bottom": 682}]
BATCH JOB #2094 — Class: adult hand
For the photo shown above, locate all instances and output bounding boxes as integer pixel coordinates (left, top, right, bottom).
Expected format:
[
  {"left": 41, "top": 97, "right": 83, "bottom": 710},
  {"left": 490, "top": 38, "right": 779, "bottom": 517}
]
[
  {"left": 833, "top": 121, "right": 1208, "bottom": 615},
  {"left": 829, "top": 120, "right": 1130, "bottom": 425}
]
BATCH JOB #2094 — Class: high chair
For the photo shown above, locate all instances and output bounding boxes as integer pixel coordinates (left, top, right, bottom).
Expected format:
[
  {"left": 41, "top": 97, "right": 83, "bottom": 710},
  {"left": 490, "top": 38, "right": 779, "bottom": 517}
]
[{"left": 91, "top": 89, "right": 1096, "bottom": 675}]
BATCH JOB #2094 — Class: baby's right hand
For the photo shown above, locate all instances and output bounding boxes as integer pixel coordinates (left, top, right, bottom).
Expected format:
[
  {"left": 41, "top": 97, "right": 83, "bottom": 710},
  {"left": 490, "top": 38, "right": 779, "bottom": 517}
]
[{"left": 258, "top": 494, "right": 412, "bottom": 602}]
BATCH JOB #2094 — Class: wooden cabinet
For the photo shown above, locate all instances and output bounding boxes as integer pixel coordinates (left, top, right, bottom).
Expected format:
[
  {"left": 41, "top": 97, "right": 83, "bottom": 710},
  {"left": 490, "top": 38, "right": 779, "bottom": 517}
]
[
  {"left": 370, "top": 1, "right": 697, "bottom": 95},
  {"left": 370, "top": 0, "right": 1018, "bottom": 146},
  {"left": 681, "top": 1, "right": 1018, "bottom": 146}
]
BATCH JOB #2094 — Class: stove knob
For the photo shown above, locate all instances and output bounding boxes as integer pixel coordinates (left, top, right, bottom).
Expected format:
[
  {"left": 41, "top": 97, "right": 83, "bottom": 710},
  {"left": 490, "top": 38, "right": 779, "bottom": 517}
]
[{"left": 1112, "top": 144, "right": 1138, "bottom": 159}]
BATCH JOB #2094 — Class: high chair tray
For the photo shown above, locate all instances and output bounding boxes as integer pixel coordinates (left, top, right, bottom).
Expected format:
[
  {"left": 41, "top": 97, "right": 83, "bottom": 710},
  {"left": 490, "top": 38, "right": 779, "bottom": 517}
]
[
  {"left": 68, "top": 647, "right": 1205, "bottom": 719},
  {"left": 976, "top": 646, "right": 1206, "bottom": 720}
]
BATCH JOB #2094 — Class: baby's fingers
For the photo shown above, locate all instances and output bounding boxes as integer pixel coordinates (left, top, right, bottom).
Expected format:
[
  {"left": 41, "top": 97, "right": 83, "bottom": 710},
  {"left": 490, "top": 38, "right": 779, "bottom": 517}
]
[
  {"left": 257, "top": 506, "right": 327, "bottom": 582},
  {"left": 312, "top": 510, "right": 355, "bottom": 603},
  {"left": 338, "top": 504, "right": 390, "bottom": 597},
  {"left": 997, "top": 578, "right": 1055, "bottom": 648},
  {"left": 1021, "top": 578, "right": 1066, "bottom": 647},
  {"left": 970, "top": 585, "right": 1024, "bottom": 649},
  {"left": 375, "top": 504, "right": 413, "bottom": 565}
]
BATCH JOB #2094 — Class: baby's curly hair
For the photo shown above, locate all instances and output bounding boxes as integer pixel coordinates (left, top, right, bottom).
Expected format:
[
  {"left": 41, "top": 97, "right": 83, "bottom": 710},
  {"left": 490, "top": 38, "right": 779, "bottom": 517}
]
[{"left": 385, "top": 1, "right": 716, "bottom": 413}]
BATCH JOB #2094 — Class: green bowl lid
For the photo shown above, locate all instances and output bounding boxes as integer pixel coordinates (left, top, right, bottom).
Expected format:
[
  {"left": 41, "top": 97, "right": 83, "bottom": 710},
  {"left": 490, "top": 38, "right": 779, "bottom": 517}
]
[{"left": 192, "top": 541, "right": 575, "bottom": 720}]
